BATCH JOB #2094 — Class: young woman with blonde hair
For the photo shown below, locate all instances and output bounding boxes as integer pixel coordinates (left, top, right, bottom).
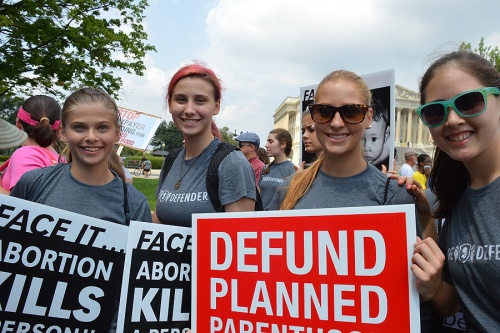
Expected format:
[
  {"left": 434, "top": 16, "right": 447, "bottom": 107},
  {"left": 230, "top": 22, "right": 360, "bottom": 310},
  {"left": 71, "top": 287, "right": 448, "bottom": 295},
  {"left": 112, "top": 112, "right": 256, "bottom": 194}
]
[{"left": 267, "top": 69, "right": 438, "bottom": 331}]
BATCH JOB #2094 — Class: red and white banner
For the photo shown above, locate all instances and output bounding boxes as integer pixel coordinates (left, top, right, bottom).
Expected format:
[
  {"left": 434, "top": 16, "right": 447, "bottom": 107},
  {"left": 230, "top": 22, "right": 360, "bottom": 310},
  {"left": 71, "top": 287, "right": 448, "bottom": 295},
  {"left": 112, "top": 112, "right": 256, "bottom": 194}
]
[
  {"left": 192, "top": 205, "right": 420, "bottom": 333},
  {"left": 118, "top": 107, "right": 162, "bottom": 151}
]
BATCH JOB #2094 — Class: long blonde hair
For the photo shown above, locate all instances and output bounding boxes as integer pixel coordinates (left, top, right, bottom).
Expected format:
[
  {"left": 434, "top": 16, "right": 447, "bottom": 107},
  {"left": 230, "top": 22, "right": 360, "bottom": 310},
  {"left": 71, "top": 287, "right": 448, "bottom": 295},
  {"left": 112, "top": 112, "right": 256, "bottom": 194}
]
[{"left": 280, "top": 70, "right": 371, "bottom": 210}]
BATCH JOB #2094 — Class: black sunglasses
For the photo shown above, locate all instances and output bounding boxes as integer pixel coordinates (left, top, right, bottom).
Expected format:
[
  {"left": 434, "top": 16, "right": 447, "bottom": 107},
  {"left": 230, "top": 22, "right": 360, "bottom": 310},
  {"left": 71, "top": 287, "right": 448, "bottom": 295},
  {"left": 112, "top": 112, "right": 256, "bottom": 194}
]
[{"left": 308, "top": 104, "right": 369, "bottom": 124}]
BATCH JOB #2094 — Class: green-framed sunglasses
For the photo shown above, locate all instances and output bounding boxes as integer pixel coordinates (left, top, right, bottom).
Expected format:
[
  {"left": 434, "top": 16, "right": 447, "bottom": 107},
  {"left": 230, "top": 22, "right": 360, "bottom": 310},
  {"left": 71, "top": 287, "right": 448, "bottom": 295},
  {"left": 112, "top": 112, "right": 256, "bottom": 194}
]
[{"left": 415, "top": 87, "right": 500, "bottom": 128}]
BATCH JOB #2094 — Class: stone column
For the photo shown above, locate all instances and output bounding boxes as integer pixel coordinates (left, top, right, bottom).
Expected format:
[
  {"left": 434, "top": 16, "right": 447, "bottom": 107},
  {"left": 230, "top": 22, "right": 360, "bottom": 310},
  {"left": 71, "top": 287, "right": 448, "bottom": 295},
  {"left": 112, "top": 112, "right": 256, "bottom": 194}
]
[
  {"left": 417, "top": 118, "right": 423, "bottom": 147},
  {"left": 406, "top": 108, "right": 413, "bottom": 146},
  {"left": 395, "top": 108, "right": 401, "bottom": 144}
]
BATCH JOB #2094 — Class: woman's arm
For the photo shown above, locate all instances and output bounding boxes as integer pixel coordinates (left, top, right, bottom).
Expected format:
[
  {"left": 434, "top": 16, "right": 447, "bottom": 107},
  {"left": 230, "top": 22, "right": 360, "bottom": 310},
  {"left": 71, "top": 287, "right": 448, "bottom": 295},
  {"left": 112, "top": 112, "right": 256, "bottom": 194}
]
[
  {"left": 152, "top": 210, "right": 161, "bottom": 224},
  {"left": 392, "top": 174, "right": 438, "bottom": 242},
  {"left": 431, "top": 279, "right": 461, "bottom": 316},
  {"left": 412, "top": 237, "right": 460, "bottom": 315},
  {"left": 223, "top": 197, "right": 255, "bottom": 212}
]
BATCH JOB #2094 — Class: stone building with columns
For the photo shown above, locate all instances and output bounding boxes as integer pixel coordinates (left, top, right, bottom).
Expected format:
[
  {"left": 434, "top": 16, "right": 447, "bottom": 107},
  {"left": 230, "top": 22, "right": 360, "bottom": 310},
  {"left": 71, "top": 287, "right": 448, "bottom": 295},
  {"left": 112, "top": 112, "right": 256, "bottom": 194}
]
[{"left": 272, "top": 85, "right": 435, "bottom": 167}]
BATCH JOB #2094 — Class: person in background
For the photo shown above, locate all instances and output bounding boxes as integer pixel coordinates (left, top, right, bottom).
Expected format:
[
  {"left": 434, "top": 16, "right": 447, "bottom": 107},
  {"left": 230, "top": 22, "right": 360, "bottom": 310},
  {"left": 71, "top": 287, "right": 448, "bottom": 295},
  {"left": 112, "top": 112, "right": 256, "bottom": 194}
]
[
  {"left": 10, "top": 87, "right": 151, "bottom": 224},
  {"left": 260, "top": 128, "right": 296, "bottom": 210},
  {"left": 413, "top": 50, "right": 500, "bottom": 332},
  {"left": 399, "top": 149, "right": 418, "bottom": 177},
  {"left": 141, "top": 155, "right": 151, "bottom": 177},
  {"left": 235, "top": 131, "right": 265, "bottom": 189},
  {"left": 257, "top": 147, "right": 270, "bottom": 165},
  {"left": 1, "top": 95, "right": 62, "bottom": 194},
  {"left": 412, "top": 153, "right": 432, "bottom": 190},
  {"left": 153, "top": 63, "right": 257, "bottom": 227},
  {"left": 121, "top": 156, "right": 133, "bottom": 184},
  {"left": 267, "top": 69, "right": 438, "bottom": 332},
  {"left": 301, "top": 109, "right": 323, "bottom": 169}
]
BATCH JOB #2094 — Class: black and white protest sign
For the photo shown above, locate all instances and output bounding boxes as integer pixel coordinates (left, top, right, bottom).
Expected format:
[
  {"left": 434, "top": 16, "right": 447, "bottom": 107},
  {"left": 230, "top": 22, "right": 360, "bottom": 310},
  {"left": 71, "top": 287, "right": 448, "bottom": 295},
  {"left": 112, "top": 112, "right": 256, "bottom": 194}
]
[
  {"left": 0, "top": 195, "right": 128, "bottom": 333},
  {"left": 117, "top": 221, "right": 191, "bottom": 333}
]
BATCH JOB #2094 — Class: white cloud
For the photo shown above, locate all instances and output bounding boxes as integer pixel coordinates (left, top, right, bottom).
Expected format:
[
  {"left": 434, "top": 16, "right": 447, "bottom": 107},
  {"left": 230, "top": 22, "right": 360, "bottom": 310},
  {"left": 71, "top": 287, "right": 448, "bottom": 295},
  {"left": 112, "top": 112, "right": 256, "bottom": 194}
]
[{"left": 119, "top": 0, "right": 500, "bottom": 147}]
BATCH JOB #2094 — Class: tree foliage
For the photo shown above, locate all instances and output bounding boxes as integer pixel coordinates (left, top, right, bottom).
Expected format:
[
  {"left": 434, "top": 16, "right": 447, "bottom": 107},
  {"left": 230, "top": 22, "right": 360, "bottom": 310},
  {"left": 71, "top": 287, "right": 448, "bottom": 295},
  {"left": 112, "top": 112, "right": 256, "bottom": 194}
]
[
  {"left": 460, "top": 37, "right": 500, "bottom": 72},
  {"left": 0, "top": 93, "right": 23, "bottom": 121},
  {"left": 149, "top": 122, "right": 239, "bottom": 152},
  {"left": 219, "top": 126, "right": 237, "bottom": 146},
  {"left": 150, "top": 121, "right": 184, "bottom": 152},
  {"left": 0, "top": 0, "right": 156, "bottom": 98}
]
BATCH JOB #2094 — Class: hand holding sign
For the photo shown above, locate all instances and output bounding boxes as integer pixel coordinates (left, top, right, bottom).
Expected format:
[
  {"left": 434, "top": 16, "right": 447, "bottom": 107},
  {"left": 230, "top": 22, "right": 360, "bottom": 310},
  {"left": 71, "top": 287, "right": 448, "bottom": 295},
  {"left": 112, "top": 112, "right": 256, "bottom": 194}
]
[{"left": 411, "top": 237, "right": 445, "bottom": 301}]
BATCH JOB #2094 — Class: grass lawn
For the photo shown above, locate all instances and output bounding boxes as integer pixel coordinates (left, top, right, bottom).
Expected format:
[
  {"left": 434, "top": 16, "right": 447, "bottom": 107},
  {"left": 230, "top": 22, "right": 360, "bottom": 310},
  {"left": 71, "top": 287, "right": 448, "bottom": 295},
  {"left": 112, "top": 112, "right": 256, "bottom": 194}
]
[{"left": 132, "top": 178, "right": 158, "bottom": 212}]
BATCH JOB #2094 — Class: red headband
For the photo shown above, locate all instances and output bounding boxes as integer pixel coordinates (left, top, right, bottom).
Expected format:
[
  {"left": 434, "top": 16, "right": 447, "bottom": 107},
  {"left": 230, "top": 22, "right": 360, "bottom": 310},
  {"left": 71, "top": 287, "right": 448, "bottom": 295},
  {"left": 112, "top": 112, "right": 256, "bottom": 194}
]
[{"left": 17, "top": 106, "right": 61, "bottom": 130}]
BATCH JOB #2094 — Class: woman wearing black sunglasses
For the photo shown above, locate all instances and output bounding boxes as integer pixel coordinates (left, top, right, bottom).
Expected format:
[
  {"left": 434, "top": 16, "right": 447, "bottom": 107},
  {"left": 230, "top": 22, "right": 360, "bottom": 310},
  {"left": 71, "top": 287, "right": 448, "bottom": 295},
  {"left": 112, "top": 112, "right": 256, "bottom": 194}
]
[
  {"left": 413, "top": 50, "right": 500, "bottom": 332},
  {"left": 267, "top": 69, "right": 438, "bottom": 331}
]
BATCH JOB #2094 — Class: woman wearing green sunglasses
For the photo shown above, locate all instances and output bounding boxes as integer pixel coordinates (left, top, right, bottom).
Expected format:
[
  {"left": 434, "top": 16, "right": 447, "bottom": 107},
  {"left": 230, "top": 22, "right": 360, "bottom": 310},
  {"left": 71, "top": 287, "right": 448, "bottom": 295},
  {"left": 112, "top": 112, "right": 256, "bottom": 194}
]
[{"left": 414, "top": 50, "right": 500, "bottom": 332}]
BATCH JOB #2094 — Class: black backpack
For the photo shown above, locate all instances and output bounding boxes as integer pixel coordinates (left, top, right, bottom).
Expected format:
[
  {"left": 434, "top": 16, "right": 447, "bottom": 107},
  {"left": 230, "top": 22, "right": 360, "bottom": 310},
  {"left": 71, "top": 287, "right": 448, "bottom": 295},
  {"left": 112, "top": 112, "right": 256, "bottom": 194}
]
[{"left": 158, "top": 142, "right": 263, "bottom": 212}]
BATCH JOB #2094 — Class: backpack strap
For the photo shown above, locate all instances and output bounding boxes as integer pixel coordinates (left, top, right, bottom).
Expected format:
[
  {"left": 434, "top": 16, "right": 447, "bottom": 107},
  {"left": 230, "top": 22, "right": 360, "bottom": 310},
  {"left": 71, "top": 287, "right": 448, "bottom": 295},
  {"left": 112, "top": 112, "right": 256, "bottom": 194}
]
[
  {"left": 157, "top": 147, "right": 183, "bottom": 196},
  {"left": 206, "top": 142, "right": 238, "bottom": 212},
  {"left": 206, "top": 142, "right": 264, "bottom": 212}
]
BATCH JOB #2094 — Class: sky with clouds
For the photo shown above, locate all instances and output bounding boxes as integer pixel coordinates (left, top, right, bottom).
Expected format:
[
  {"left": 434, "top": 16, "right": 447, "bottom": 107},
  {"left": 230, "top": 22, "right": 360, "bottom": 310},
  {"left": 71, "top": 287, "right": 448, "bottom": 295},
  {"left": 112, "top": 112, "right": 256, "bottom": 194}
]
[{"left": 117, "top": 0, "right": 500, "bottom": 147}]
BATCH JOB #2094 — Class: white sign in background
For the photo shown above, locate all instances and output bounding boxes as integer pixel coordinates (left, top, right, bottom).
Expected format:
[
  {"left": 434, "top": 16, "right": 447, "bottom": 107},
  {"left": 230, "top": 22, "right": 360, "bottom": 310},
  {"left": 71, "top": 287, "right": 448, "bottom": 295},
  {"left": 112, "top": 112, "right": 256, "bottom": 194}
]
[{"left": 118, "top": 107, "right": 163, "bottom": 151}]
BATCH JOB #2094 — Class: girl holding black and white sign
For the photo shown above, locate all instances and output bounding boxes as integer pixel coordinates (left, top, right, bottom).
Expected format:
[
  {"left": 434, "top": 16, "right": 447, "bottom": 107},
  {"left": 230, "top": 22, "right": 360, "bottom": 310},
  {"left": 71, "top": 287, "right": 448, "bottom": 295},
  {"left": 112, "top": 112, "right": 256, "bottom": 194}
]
[{"left": 10, "top": 87, "right": 152, "bottom": 225}]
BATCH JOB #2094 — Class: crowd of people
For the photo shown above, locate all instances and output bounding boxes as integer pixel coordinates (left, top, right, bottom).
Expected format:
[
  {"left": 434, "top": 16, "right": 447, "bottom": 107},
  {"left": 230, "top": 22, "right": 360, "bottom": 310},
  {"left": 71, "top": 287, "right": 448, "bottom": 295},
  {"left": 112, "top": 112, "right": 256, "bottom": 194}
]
[{"left": 1, "top": 49, "right": 499, "bottom": 332}]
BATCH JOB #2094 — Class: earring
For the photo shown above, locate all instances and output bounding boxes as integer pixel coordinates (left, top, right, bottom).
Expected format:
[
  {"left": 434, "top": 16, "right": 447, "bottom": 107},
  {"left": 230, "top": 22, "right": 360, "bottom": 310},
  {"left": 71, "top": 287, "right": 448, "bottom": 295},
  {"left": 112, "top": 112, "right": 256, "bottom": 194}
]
[{"left": 366, "top": 125, "right": 372, "bottom": 129}]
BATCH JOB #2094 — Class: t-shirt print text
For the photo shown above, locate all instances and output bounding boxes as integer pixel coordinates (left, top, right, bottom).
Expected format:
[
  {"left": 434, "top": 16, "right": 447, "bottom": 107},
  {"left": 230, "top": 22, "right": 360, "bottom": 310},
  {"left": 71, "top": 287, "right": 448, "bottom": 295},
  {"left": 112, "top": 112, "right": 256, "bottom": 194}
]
[
  {"left": 448, "top": 243, "right": 500, "bottom": 263},
  {"left": 158, "top": 189, "right": 209, "bottom": 203}
]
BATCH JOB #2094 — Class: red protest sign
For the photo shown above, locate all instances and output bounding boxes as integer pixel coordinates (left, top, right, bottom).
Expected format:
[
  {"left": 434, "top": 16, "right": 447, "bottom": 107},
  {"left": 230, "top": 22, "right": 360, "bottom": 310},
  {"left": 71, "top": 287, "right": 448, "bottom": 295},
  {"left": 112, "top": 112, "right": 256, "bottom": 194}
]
[{"left": 192, "top": 205, "right": 420, "bottom": 333}]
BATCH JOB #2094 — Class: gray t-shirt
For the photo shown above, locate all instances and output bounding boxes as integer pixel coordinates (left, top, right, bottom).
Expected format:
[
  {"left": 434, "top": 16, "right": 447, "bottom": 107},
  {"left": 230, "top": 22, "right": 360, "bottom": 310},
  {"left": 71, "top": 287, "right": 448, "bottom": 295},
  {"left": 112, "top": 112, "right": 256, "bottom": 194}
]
[
  {"left": 155, "top": 139, "right": 257, "bottom": 227},
  {"left": 439, "top": 176, "right": 500, "bottom": 332},
  {"left": 10, "top": 163, "right": 152, "bottom": 224},
  {"left": 268, "top": 163, "right": 422, "bottom": 236},
  {"left": 259, "top": 160, "right": 296, "bottom": 210}
]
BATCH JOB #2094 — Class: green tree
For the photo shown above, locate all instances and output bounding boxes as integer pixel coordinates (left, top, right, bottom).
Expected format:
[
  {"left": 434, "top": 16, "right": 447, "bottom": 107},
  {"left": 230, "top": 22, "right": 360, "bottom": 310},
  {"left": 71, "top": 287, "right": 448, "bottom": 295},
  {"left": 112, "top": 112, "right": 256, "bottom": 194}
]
[
  {"left": 0, "top": 0, "right": 156, "bottom": 98},
  {"left": 460, "top": 38, "right": 500, "bottom": 71},
  {"left": 150, "top": 121, "right": 183, "bottom": 152},
  {"left": 219, "top": 126, "right": 237, "bottom": 146},
  {"left": 0, "top": 93, "right": 24, "bottom": 122}
]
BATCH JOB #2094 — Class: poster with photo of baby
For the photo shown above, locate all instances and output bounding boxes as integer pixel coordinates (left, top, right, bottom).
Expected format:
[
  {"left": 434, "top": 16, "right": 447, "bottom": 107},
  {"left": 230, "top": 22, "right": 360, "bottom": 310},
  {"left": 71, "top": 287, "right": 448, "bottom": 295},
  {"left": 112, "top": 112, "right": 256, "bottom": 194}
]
[{"left": 300, "top": 69, "right": 395, "bottom": 171}]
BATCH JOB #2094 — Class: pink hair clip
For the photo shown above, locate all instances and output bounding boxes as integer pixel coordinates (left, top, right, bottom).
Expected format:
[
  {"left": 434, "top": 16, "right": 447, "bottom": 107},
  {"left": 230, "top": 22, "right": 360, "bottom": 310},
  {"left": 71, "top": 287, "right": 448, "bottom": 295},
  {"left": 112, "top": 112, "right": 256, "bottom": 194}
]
[{"left": 17, "top": 106, "right": 61, "bottom": 130}]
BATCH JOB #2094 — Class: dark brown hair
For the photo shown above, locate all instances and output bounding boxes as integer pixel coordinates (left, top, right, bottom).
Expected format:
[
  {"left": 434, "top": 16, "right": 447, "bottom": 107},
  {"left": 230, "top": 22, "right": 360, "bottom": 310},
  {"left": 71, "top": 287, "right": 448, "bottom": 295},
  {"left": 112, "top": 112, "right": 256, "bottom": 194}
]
[
  {"left": 263, "top": 128, "right": 293, "bottom": 174},
  {"left": 19, "top": 95, "right": 61, "bottom": 147},
  {"left": 420, "top": 50, "right": 500, "bottom": 218}
]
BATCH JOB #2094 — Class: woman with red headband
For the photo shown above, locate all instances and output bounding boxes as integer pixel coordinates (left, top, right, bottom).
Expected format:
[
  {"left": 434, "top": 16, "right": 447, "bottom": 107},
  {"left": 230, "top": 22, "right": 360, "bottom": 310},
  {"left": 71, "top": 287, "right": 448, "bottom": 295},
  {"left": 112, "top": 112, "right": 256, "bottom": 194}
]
[{"left": 0, "top": 95, "right": 62, "bottom": 194}]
